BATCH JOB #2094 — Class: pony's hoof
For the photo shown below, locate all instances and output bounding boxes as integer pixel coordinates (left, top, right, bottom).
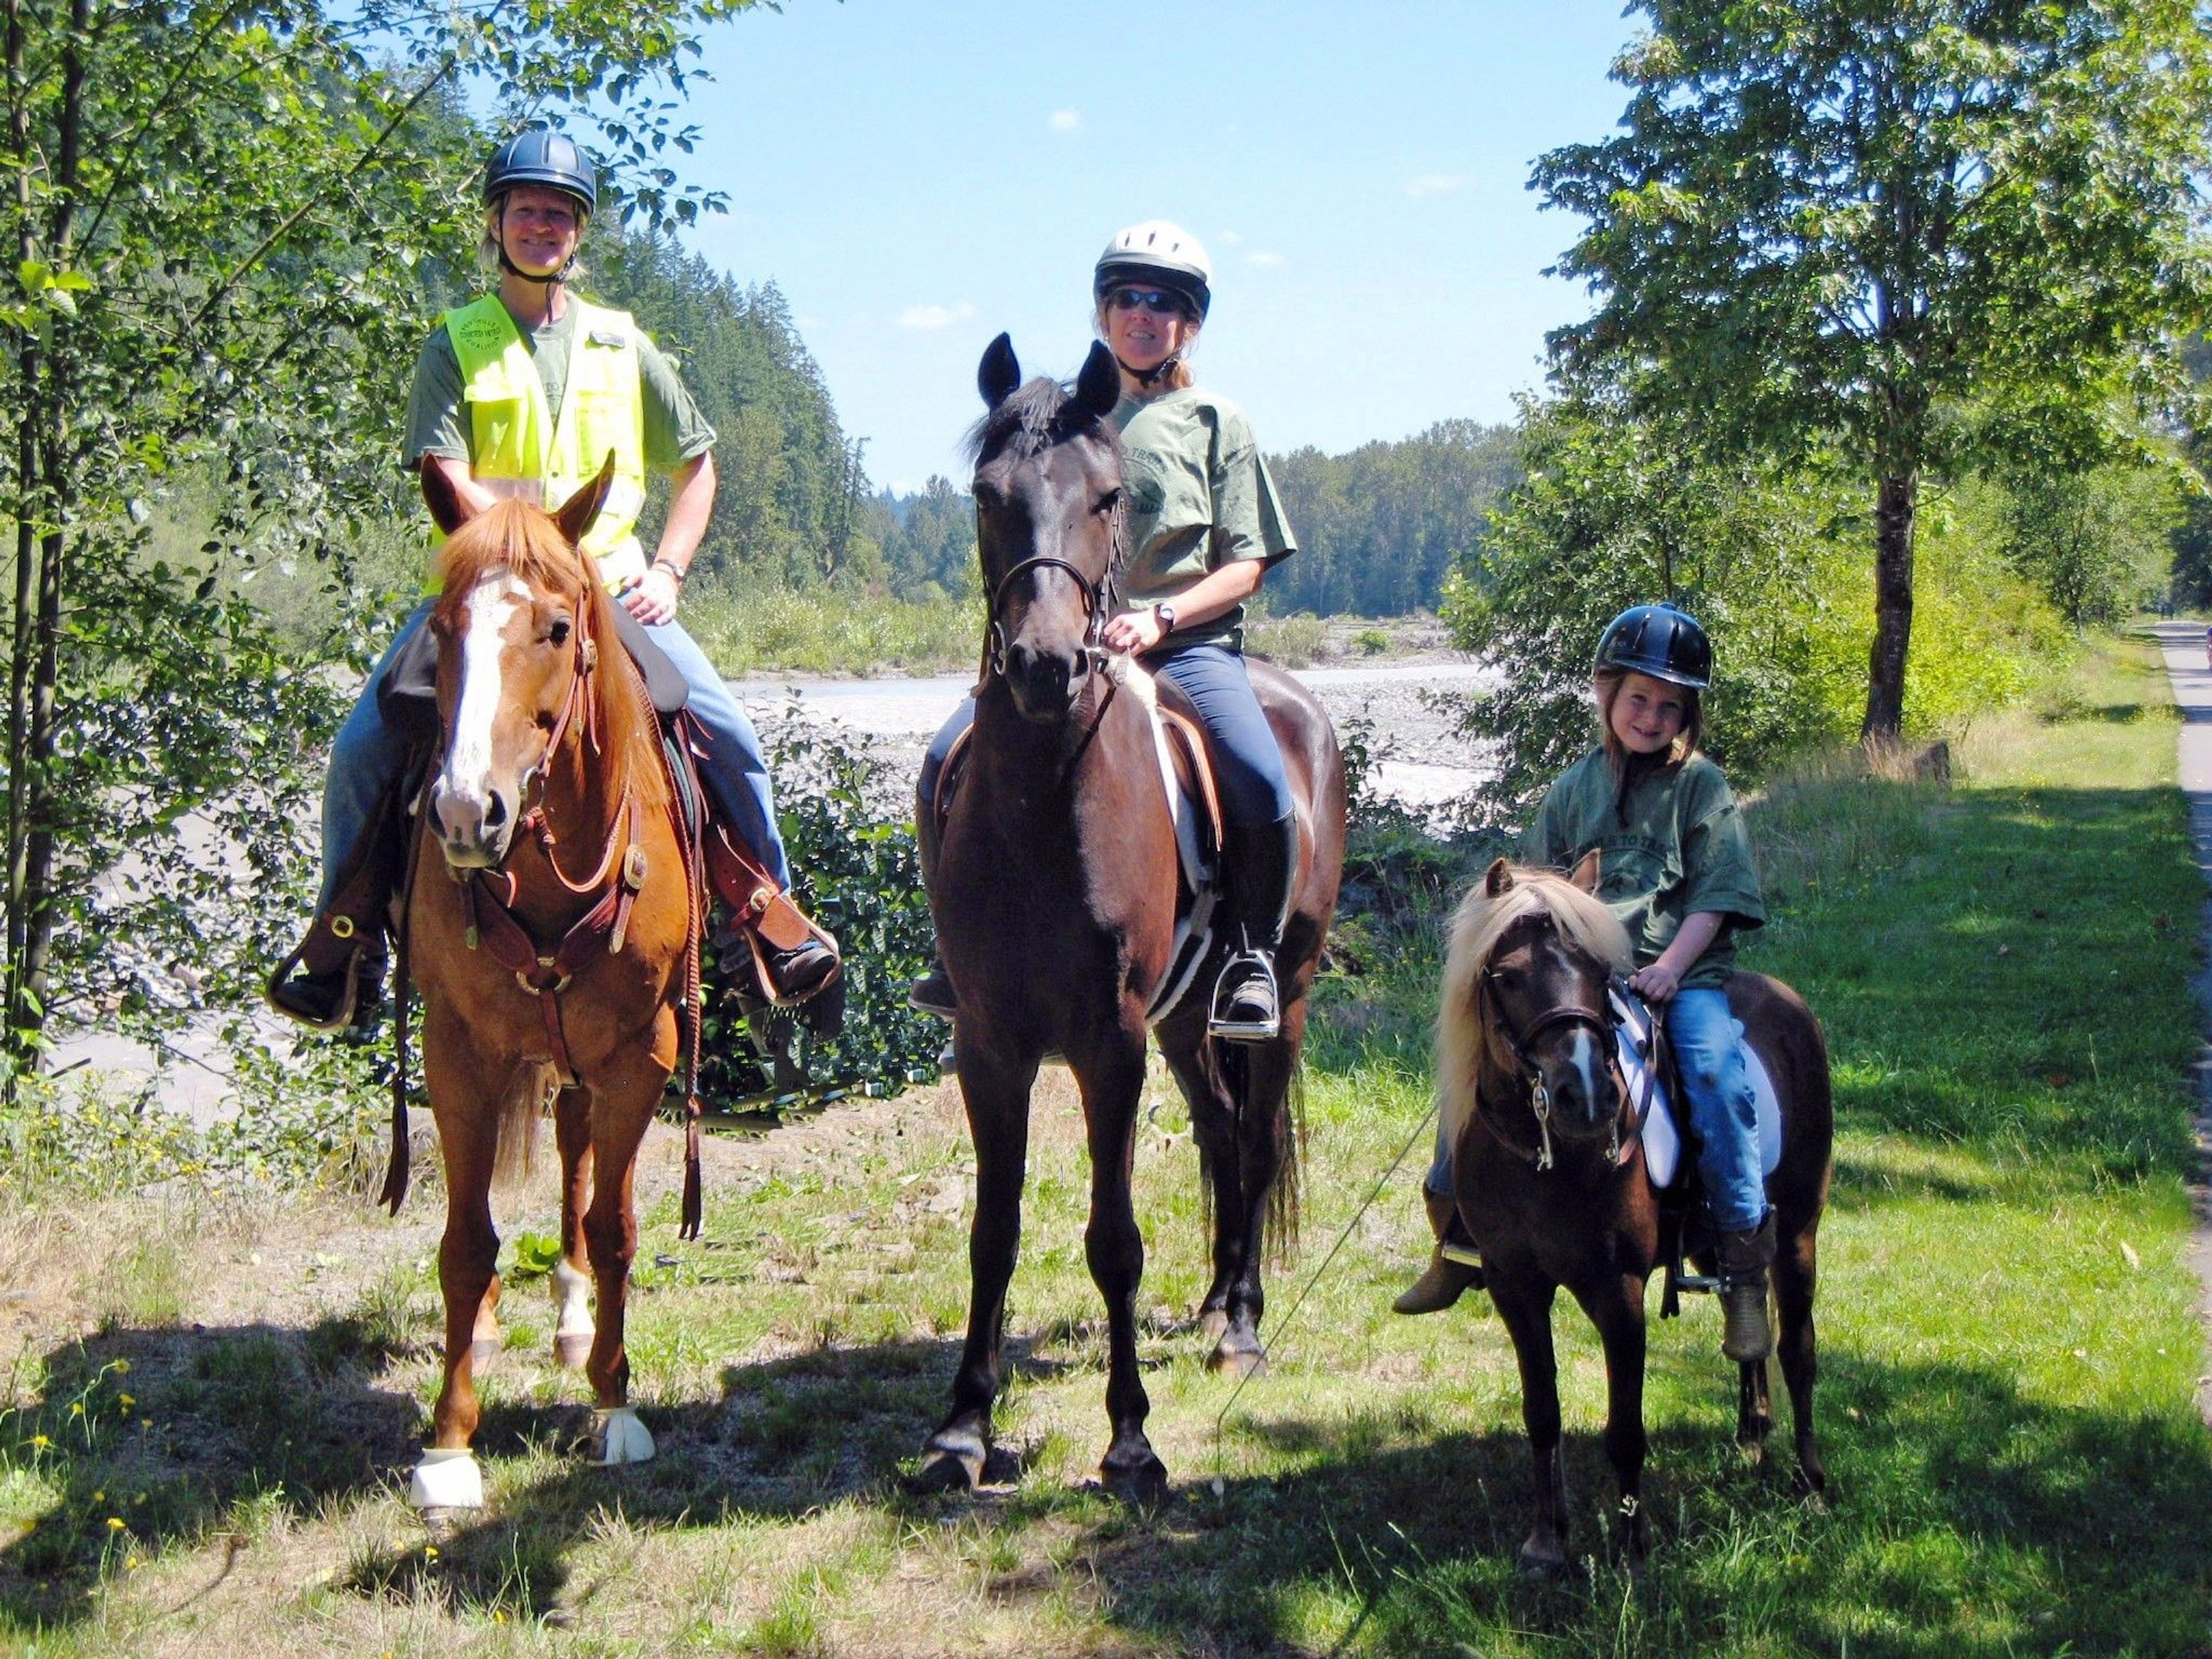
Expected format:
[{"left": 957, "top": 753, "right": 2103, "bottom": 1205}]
[
  {"left": 1195, "top": 1306, "right": 1229, "bottom": 1343},
  {"left": 593, "top": 1407, "right": 655, "bottom": 1466},
  {"left": 407, "top": 1448, "right": 484, "bottom": 1512},
  {"left": 554, "top": 1331, "right": 593, "bottom": 1370},
  {"left": 1517, "top": 1536, "right": 1567, "bottom": 1579},
  {"left": 1735, "top": 1438, "right": 1766, "bottom": 1467},
  {"left": 1100, "top": 1450, "right": 1169, "bottom": 1508},
  {"left": 1206, "top": 1339, "right": 1268, "bottom": 1379},
  {"left": 914, "top": 1429, "right": 987, "bottom": 1493},
  {"left": 469, "top": 1338, "right": 501, "bottom": 1373}
]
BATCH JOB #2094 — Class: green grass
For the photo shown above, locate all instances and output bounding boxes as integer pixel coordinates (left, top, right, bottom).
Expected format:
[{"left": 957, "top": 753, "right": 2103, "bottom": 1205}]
[
  {"left": 0, "top": 633, "right": 2206, "bottom": 1654},
  {"left": 681, "top": 579, "right": 975, "bottom": 677}
]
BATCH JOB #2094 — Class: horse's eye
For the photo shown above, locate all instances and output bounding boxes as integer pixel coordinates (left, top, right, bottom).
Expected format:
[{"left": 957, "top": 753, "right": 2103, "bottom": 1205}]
[
  {"left": 547, "top": 616, "right": 571, "bottom": 646},
  {"left": 1095, "top": 487, "right": 1123, "bottom": 514}
]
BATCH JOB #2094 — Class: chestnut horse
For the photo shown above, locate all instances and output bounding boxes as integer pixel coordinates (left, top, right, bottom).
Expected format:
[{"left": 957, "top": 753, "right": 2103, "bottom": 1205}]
[
  {"left": 397, "top": 475, "right": 694, "bottom": 1517},
  {"left": 918, "top": 336, "right": 1346, "bottom": 1502},
  {"left": 1436, "top": 858, "right": 1831, "bottom": 1572}
]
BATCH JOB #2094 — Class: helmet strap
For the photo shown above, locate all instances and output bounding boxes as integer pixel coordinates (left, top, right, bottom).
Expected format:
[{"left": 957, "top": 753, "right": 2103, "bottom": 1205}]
[{"left": 1114, "top": 349, "right": 1181, "bottom": 389}]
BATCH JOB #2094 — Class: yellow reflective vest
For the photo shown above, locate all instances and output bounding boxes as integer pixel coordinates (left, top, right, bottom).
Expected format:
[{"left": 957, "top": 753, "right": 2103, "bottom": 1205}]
[{"left": 429, "top": 294, "right": 650, "bottom": 592}]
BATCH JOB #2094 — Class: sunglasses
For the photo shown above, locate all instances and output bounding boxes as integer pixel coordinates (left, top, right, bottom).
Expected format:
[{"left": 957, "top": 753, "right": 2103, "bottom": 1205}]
[{"left": 1108, "top": 287, "right": 1189, "bottom": 317}]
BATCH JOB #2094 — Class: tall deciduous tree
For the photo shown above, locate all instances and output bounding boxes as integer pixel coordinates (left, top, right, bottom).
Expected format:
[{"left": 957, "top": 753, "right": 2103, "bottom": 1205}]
[
  {"left": 0, "top": 0, "right": 759, "bottom": 1075},
  {"left": 1534, "top": 0, "right": 2212, "bottom": 741}
]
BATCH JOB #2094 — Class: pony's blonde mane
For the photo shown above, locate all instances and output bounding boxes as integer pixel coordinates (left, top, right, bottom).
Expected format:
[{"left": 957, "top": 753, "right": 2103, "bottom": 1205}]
[
  {"left": 430, "top": 500, "right": 668, "bottom": 817},
  {"left": 1435, "top": 865, "right": 1632, "bottom": 1154}
]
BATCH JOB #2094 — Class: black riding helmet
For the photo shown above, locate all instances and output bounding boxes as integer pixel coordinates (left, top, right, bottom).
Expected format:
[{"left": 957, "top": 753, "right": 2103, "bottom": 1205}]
[
  {"left": 1594, "top": 601, "right": 1711, "bottom": 690},
  {"left": 484, "top": 128, "right": 597, "bottom": 216}
]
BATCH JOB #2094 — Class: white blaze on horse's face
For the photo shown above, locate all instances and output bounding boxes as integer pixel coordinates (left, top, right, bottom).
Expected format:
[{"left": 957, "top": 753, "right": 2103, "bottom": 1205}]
[
  {"left": 1534, "top": 933, "right": 1613, "bottom": 1136},
  {"left": 431, "top": 567, "right": 543, "bottom": 868}
]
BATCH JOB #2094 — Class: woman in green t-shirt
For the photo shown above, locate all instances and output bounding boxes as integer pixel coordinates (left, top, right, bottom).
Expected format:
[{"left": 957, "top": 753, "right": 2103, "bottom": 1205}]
[
  {"left": 911, "top": 220, "right": 1302, "bottom": 1040},
  {"left": 1397, "top": 604, "right": 1778, "bottom": 1364}
]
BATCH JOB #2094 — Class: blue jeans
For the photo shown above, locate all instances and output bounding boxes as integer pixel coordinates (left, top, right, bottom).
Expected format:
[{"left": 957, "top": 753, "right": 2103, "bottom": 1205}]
[
  {"left": 1422, "top": 983, "right": 1765, "bottom": 1233},
  {"left": 916, "top": 639, "right": 1293, "bottom": 835},
  {"left": 321, "top": 600, "right": 789, "bottom": 908}
]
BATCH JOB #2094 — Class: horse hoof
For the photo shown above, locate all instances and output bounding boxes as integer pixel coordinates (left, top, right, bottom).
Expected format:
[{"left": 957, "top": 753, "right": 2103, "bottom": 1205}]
[
  {"left": 419, "top": 1507, "right": 462, "bottom": 1542},
  {"left": 408, "top": 1448, "right": 484, "bottom": 1512},
  {"left": 469, "top": 1338, "right": 501, "bottom": 1373},
  {"left": 593, "top": 1407, "right": 655, "bottom": 1466},
  {"left": 1206, "top": 1340, "right": 1269, "bottom": 1379},
  {"left": 554, "top": 1332, "right": 592, "bottom": 1370},
  {"left": 1101, "top": 1450, "right": 1169, "bottom": 1508},
  {"left": 1517, "top": 1537, "right": 1567, "bottom": 1579},
  {"left": 1195, "top": 1307, "right": 1229, "bottom": 1343},
  {"left": 914, "top": 1431, "right": 986, "bottom": 1493},
  {"left": 1735, "top": 1438, "right": 1766, "bottom": 1467}
]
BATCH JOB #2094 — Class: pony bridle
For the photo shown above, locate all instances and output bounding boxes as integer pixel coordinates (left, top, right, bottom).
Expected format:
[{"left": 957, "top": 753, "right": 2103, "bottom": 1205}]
[
  {"left": 983, "top": 497, "right": 1126, "bottom": 681},
  {"left": 1480, "top": 967, "right": 1620, "bottom": 1173}
]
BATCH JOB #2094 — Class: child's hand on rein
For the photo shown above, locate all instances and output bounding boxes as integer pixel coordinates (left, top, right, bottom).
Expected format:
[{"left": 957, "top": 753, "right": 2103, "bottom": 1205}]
[{"left": 1627, "top": 963, "right": 1681, "bottom": 1002}]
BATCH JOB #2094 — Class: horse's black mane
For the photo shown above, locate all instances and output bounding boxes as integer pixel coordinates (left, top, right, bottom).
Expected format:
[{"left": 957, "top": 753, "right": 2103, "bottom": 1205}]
[{"left": 964, "top": 376, "right": 1118, "bottom": 464}]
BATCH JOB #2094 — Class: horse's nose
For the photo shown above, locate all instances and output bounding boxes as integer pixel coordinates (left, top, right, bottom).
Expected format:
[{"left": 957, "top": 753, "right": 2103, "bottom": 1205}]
[
  {"left": 1005, "top": 639, "right": 1079, "bottom": 721},
  {"left": 429, "top": 777, "right": 514, "bottom": 866},
  {"left": 1546, "top": 1028, "right": 1613, "bottom": 1134}
]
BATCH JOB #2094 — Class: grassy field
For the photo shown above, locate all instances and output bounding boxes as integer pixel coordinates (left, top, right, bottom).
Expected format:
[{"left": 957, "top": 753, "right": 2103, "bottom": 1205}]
[{"left": 0, "top": 635, "right": 2207, "bottom": 1655}]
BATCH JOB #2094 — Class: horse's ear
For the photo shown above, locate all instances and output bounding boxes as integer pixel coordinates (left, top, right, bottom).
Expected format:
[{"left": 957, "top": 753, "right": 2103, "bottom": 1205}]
[
  {"left": 556, "top": 452, "right": 619, "bottom": 548},
  {"left": 1073, "top": 340, "right": 1119, "bottom": 420},
  {"left": 1484, "top": 858, "right": 1515, "bottom": 898},
  {"left": 979, "top": 333, "right": 1021, "bottom": 408},
  {"left": 419, "top": 459, "right": 472, "bottom": 536},
  {"left": 1568, "top": 849, "right": 1601, "bottom": 893}
]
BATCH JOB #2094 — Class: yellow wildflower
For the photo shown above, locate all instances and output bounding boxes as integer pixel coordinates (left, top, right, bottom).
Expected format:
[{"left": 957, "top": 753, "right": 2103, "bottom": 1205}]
[
  {"left": 29, "top": 1434, "right": 48, "bottom": 1449},
  {"left": 110, "top": 1360, "right": 130, "bottom": 1375},
  {"left": 105, "top": 1517, "right": 124, "bottom": 1531},
  {"left": 68, "top": 1403, "right": 82, "bottom": 1416},
  {"left": 116, "top": 1394, "right": 133, "bottom": 1410}
]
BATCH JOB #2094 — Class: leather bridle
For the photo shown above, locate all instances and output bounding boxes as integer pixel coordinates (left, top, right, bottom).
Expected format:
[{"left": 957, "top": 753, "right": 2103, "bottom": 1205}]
[
  {"left": 982, "top": 495, "right": 1127, "bottom": 682},
  {"left": 1477, "top": 964, "right": 1634, "bottom": 1173}
]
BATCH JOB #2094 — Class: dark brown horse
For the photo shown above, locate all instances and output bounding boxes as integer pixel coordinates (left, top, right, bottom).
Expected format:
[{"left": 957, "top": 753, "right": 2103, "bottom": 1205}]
[
  {"left": 397, "top": 476, "right": 695, "bottom": 1519},
  {"left": 1436, "top": 857, "right": 1831, "bottom": 1571},
  {"left": 918, "top": 336, "right": 1346, "bottom": 1501}
]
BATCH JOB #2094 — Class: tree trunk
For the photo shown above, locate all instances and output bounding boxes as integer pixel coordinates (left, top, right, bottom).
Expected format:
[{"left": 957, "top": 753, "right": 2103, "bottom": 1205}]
[{"left": 1861, "top": 470, "right": 1916, "bottom": 745}]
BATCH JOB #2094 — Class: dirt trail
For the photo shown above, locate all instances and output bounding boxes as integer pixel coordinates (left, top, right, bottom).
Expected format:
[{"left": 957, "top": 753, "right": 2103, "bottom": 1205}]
[{"left": 2147, "top": 620, "right": 2212, "bottom": 1428}]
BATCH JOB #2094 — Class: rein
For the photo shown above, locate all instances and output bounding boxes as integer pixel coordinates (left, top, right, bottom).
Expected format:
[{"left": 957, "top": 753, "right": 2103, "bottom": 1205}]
[{"left": 1475, "top": 966, "right": 1638, "bottom": 1173}]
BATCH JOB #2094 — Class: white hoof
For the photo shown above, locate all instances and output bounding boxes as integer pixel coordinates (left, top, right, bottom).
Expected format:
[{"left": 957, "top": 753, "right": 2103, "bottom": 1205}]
[
  {"left": 594, "top": 1407, "right": 655, "bottom": 1466},
  {"left": 408, "top": 1448, "right": 484, "bottom": 1510}
]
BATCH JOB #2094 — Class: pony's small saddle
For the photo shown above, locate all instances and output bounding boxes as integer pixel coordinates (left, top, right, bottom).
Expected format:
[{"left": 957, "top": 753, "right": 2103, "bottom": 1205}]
[
  {"left": 1609, "top": 982, "right": 1783, "bottom": 1191},
  {"left": 377, "top": 601, "right": 690, "bottom": 732}
]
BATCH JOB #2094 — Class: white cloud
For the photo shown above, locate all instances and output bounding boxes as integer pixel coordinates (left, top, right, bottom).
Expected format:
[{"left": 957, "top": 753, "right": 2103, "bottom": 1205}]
[
  {"left": 896, "top": 302, "right": 977, "bottom": 331},
  {"left": 1049, "top": 108, "right": 1080, "bottom": 132},
  {"left": 1246, "top": 250, "right": 1285, "bottom": 268},
  {"left": 1216, "top": 228, "right": 1244, "bottom": 248},
  {"left": 1404, "top": 172, "right": 1465, "bottom": 198}
]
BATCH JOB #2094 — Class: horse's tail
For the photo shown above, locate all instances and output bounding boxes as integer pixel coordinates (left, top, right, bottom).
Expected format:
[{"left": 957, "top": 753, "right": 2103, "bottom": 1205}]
[
  {"left": 1264, "top": 1056, "right": 1304, "bottom": 1263},
  {"left": 492, "top": 1059, "right": 559, "bottom": 1191}
]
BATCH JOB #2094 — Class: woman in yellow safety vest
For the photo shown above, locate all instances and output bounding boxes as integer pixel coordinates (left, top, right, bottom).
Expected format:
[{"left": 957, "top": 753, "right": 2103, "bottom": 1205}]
[{"left": 270, "top": 129, "right": 838, "bottom": 1033}]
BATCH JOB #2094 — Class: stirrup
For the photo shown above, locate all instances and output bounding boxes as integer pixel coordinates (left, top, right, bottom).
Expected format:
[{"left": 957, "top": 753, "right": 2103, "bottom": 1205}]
[{"left": 1207, "top": 948, "right": 1280, "bottom": 1043}]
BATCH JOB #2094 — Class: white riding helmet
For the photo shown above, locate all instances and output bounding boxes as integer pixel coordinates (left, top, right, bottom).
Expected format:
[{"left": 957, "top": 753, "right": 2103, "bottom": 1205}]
[{"left": 1095, "top": 220, "right": 1213, "bottom": 319}]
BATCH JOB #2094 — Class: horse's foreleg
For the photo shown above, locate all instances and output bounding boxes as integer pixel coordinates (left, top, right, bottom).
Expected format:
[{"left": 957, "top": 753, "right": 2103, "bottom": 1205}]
[
  {"left": 1490, "top": 1269, "right": 1569, "bottom": 1575},
  {"left": 1582, "top": 1270, "right": 1652, "bottom": 1570},
  {"left": 579, "top": 1064, "right": 660, "bottom": 1467},
  {"left": 411, "top": 1043, "right": 502, "bottom": 1514},
  {"left": 1080, "top": 1032, "right": 1165, "bottom": 1503},
  {"left": 919, "top": 1040, "right": 1036, "bottom": 1491},
  {"left": 1187, "top": 1033, "right": 1293, "bottom": 1378},
  {"left": 552, "top": 1083, "right": 596, "bottom": 1370},
  {"left": 1772, "top": 1219, "right": 1825, "bottom": 1493}
]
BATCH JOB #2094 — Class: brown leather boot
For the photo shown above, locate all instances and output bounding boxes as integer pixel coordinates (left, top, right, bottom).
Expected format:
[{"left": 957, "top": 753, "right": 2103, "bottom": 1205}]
[
  {"left": 1715, "top": 1210, "right": 1777, "bottom": 1362},
  {"left": 268, "top": 910, "right": 385, "bottom": 1036},
  {"left": 704, "top": 823, "right": 842, "bottom": 1012},
  {"left": 1393, "top": 1188, "right": 1484, "bottom": 1315}
]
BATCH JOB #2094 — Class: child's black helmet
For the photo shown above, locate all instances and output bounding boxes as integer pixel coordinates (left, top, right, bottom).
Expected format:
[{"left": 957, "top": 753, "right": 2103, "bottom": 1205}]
[
  {"left": 483, "top": 128, "right": 597, "bottom": 215},
  {"left": 1594, "top": 602, "right": 1711, "bottom": 690}
]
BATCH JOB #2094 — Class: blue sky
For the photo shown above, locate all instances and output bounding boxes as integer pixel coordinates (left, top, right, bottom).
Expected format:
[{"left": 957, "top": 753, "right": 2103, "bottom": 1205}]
[{"left": 675, "top": 0, "right": 1640, "bottom": 490}]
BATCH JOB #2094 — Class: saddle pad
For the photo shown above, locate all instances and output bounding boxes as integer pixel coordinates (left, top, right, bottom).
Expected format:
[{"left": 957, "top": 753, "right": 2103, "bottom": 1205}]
[
  {"left": 1113, "top": 662, "right": 1218, "bottom": 1026},
  {"left": 1611, "top": 987, "right": 1782, "bottom": 1190}
]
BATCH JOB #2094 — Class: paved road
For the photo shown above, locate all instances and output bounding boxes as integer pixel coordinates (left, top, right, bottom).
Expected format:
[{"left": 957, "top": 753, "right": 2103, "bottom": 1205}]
[{"left": 2147, "top": 622, "right": 2212, "bottom": 1427}]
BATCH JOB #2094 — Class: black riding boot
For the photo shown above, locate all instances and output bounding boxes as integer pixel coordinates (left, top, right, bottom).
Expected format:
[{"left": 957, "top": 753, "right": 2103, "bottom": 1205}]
[
  {"left": 1715, "top": 1209, "right": 1777, "bottom": 1362},
  {"left": 908, "top": 756, "right": 957, "bottom": 1018},
  {"left": 1210, "top": 809, "right": 1299, "bottom": 1042},
  {"left": 267, "top": 893, "right": 389, "bottom": 1041}
]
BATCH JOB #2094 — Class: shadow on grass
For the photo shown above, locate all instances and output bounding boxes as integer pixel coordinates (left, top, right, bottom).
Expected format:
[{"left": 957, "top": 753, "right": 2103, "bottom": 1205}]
[{"left": 0, "top": 1317, "right": 419, "bottom": 1628}]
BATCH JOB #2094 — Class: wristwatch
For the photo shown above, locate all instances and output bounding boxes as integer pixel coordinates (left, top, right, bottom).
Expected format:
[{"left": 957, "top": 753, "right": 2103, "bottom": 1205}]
[{"left": 1153, "top": 603, "right": 1176, "bottom": 637}]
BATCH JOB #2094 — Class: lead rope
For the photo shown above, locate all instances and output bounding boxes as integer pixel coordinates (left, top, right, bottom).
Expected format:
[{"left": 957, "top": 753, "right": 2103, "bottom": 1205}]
[{"left": 1210, "top": 1100, "right": 1437, "bottom": 1475}]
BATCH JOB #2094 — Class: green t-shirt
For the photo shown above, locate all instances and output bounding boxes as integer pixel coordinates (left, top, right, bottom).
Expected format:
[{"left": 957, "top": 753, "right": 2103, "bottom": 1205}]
[
  {"left": 1522, "top": 749, "right": 1767, "bottom": 989},
  {"left": 1110, "top": 386, "right": 1296, "bottom": 652},
  {"left": 403, "top": 297, "right": 717, "bottom": 472}
]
